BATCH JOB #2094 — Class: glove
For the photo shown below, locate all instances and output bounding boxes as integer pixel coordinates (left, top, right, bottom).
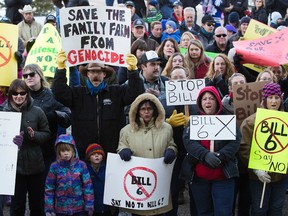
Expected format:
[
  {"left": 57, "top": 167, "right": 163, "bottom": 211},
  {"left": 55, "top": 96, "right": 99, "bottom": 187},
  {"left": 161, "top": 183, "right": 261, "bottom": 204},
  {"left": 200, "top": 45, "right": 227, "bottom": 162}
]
[
  {"left": 46, "top": 212, "right": 56, "bottom": 216},
  {"left": 57, "top": 50, "right": 67, "bottom": 69},
  {"left": 253, "top": 170, "right": 271, "bottom": 183},
  {"left": 163, "top": 149, "right": 176, "bottom": 164},
  {"left": 13, "top": 131, "right": 24, "bottom": 149},
  {"left": 88, "top": 211, "right": 94, "bottom": 216},
  {"left": 233, "top": 53, "right": 244, "bottom": 68},
  {"left": 119, "top": 148, "right": 133, "bottom": 161},
  {"left": 126, "top": 54, "right": 138, "bottom": 71},
  {"left": 204, "top": 152, "right": 221, "bottom": 168},
  {"left": 166, "top": 110, "right": 186, "bottom": 127},
  {"left": 14, "top": 51, "right": 23, "bottom": 64}
]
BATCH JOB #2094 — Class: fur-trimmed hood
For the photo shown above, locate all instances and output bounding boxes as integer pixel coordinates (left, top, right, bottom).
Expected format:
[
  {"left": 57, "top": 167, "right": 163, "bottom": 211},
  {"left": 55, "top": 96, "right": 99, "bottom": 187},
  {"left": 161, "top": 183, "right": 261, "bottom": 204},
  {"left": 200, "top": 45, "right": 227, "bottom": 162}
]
[{"left": 129, "top": 93, "right": 165, "bottom": 131}]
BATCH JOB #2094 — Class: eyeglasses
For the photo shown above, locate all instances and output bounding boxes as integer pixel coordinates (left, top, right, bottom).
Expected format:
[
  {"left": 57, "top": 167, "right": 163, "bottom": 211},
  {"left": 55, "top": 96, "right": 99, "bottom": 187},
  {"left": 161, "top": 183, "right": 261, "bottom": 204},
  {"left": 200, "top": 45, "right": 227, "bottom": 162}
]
[
  {"left": 206, "top": 23, "right": 215, "bottom": 27},
  {"left": 215, "top": 34, "right": 227, "bottom": 38},
  {"left": 12, "top": 92, "right": 27, "bottom": 96},
  {"left": 23, "top": 72, "right": 36, "bottom": 79}
]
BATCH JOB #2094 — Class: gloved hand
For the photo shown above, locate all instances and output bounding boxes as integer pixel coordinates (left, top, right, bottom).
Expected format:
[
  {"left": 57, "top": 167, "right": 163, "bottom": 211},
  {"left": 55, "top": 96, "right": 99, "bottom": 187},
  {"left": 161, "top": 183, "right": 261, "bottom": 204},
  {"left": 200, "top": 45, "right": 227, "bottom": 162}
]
[
  {"left": 13, "top": 131, "right": 24, "bottom": 149},
  {"left": 46, "top": 212, "right": 56, "bottom": 216},
  {"left": 204, "top": 152, "right": 221, "bottom": 168},
  {"left": 126, "top": 54, "right": 138, "bottom": 71},
  {"left": 166, "top": 110, "right": 186, "bottom": 127},
  {"left": 57, "top": 50, "right": 67, "bottom": 69},
  {"left": 253, "top": 170, "right": 271, "bottom": 183},
  {"left": 233, "top": 53, "right": 244, "bottom": 68},
  {"left": 14, "top": 51, "right": 23, "bottom": 64},
  {"left": 119, "top": 148, "right": 133, "bottom": 161},
  {"left": 88, "top": 211, "right": 94, "bottom": 216},
  {"left": 163, "top": 149, "right": 176, "bottom": 164}
]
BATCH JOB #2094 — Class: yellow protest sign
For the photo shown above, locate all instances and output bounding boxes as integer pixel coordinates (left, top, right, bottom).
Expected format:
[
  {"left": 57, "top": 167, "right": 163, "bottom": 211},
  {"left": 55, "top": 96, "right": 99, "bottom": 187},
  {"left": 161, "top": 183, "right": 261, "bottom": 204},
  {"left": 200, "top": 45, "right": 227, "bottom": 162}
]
[
  {"left": 243, "top": 19, "right": 276, "bottom": 40},
  {"left": 0, "top": 23, "right": 18, "bottom": 86},
  {"left": 248, "top": 108, "right": 288, "bottom": 174},
  {"left": 25, "top": 23, "right": 63, "bottom": 78}
]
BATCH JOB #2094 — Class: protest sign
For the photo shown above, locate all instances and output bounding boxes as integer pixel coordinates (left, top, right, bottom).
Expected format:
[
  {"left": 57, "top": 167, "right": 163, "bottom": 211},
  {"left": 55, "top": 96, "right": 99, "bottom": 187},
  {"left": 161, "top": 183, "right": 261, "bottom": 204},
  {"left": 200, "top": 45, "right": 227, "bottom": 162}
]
[
  {"left": 233, "top": 81, "right": 266, "bottom": 126},
  {"left": 104, "top": 153, "right": 174, "bottom": 210},
  {"left": 165, "top": 79, "right": 205, "bottom": 105},
  {"left": 233, "top": 27, "right": 288, "bottom": 66},
  {"left": 25, "top": 23, "right": 64, "bottom": 78},
  {"left": 243, "top": 19, "right": 276, "bottom": 40},
  {"left": 0, "top": 111, "right": 21, "bottom": 195},
  {"left": 248, "top": 108, "right": 288, "bottom": 174},
  {"left": 189, "top": 115, "right": 236, "bottom": 140},
  {"left": 0, "top": 23, "right": 18, "bottom": 86},
  {"left": 60, "top": 6, "right": 131, "bottom": 67}
]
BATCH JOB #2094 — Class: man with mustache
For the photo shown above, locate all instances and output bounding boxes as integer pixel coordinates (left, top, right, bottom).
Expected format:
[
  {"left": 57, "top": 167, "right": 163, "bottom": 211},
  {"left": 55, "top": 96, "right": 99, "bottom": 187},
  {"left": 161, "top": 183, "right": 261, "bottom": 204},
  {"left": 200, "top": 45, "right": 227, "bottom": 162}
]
[{"left": 52, "top": 51, "right": 145, "bottom": 160}]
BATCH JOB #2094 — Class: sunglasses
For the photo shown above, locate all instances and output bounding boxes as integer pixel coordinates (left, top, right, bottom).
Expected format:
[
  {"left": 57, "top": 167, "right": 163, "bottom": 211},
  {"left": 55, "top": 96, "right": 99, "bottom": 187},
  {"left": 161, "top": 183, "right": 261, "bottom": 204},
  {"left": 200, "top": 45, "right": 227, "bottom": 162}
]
[
  {"left": 12, "top": 91, "right": 27, "bottom": 96},
  {"left": 206, "top": 23, "right": 215, "bottom": 27},
  {"left": 23, "top": 72, "right": 36, "bottom": 79},
  {"left": 215, "top": 34, "right": 227, "bottom": 38}
]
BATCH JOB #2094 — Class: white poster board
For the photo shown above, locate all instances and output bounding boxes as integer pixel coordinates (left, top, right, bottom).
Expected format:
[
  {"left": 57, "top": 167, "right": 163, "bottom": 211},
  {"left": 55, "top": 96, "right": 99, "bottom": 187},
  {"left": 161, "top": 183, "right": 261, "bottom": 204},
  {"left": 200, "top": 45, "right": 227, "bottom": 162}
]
[
  {"left": 190, "top": 115, "right": 236, "bottom": 140},
  {"left": 165, "top": 79, "right": 205, "bottom": 105},
  {"left": 104, "top": 153, "right": 175, "bottom": 210},
  {"left": 60, "top": 6, "right": 131, "bottom": 67},
  {"left": 0, "top": 111, "right": 21, "bottom": 195}
]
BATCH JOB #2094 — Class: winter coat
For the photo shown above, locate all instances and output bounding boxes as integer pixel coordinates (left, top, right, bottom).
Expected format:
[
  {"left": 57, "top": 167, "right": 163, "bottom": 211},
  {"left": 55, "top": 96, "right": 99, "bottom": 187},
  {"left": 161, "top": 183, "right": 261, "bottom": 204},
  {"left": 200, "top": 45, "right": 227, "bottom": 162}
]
[
  {"left": 179, "top": 21, "right": 200, "bottom": 37},
  {"left": 205, "top": 74, "right": 229, "bottom": 99},
  {"left": 220, "top": 0, "right": 248, "bottom": 25},
  {"left": 239, "top": 113, "right": 288, "bottom": 182},
  {"left": 198, "top": 28, "right": 215, "bottom": 50},
  {"left": 206, "top": 39, "right": 232, "bottom": 55},
  {"left": 45, "top": 139, "right": 94, "bottom": 215},
  {"left": 52, "top": 68, "right": 145, "bottom": 159},
  {"left": 181, "top": 86, "right": 241, "bottom": 183},
  {"left": 17, "top": 19, "right": 42, "bottom": 47},
  {"left": 251, "top": 6, "right": 268, "bottom": 24},
  {"left": 1, "top": 99, "right": 50, "bottom": 175},
  {"left": 117, "top": 93, "right": 177, "bottom": 215},
  {"left": 4, "top": 0, "right": 31, "bottom": 24},
  {"left": 161, "top": 29, "right": 181, "bottom": 43},
  {"left": 52, "top": 0, "right": 89, "bottom": 8}
]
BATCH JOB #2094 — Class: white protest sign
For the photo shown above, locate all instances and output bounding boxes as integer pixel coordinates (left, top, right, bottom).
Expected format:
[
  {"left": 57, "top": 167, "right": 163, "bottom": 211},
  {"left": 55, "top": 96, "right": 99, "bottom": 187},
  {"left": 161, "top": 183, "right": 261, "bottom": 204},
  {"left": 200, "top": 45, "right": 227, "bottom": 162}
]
[
  {"left": 165, "top": 79, "right": 205, "bottom": 105},
  {"left": 60, "top": 6, "right": 131, "bottom": 67},
  {"left": 190, "top": 115, "right": 236, "bottom": 140},
  {"left": 104, "top": 153, "right": 175, "bottom": 210},
  {"left": 0, "top": 111, "right": 21, "bottom": 195}
]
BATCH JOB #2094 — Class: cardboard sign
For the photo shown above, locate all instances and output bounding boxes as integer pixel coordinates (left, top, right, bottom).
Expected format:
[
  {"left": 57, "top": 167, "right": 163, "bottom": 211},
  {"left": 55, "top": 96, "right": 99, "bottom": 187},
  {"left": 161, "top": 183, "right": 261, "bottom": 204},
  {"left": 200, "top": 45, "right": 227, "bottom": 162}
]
[
  {"left": 0, "top": 23, "right": 18, "bottom": 86},
  {"left": 243, "top": 19, "right": 276, "bottom": 40},
  {"left": 104, "top": 153, "right": 174, "bottom": 210},
  {"left": 165, "top": 79, "right": 205, "bottom": 105},
  {"left": 189, "top": 115, "right": 236, "bottom": 140},
  {"left": 233, "top": 27, "right": 288, "bottom": 66},
  {"left": 60, "top": 6, "right": 131, "bottom": 67},
  {"left": 248, "top": 108, "right": 288, "bottom": 174},
  {"left": 0, "top": 111, "right": 21, "bottom": 195},
  {"left": 233, "top": 81, "right": 267, "bottom": 127}
]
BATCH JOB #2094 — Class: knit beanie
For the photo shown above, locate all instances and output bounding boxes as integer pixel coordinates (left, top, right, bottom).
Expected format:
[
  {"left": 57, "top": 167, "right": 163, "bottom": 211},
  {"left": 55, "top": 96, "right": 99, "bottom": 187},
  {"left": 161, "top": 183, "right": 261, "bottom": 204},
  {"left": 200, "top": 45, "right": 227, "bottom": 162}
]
[
  {"left": 86, "top": 143, "right": 105, "bottom": 160},
  {"left": 240, "top": 16, "right": 251, "bottom": 25},
  {"left": 166, "top": 20, "right": 176, "bottom": 31},
  {"left": 228, "top": 12, "right": 239, "bottom": 24},
  {"left": 262, "top": 83, "right": 282, "bottom": 101},
  {"left": 271, "top": 12, "right": 282, "bottom": 24}
]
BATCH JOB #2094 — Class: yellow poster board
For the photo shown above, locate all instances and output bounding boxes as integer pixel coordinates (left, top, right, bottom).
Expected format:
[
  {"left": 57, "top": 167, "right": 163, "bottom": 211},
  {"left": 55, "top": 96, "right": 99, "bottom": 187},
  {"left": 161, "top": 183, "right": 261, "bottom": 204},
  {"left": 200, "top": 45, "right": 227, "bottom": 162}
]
[
  {"left": 243, "top": 19, "right": 276, "bottom": 40},
  {"left": 0, "top": 23, "right": 18, "bottom": 86},
  {"left": 248, "top": 108, "right": 288, "bottom": 174}
]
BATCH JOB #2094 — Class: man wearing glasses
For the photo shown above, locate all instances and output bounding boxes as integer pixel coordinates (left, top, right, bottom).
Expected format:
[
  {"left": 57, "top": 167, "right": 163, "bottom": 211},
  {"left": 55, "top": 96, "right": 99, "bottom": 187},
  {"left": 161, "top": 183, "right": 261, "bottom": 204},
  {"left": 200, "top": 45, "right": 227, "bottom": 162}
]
[
  {"left": 198, "top": 14, "right": 216, "bottom": 49},
  {"left": 206, "top": 26, "right": 232, "bottom": 55}
]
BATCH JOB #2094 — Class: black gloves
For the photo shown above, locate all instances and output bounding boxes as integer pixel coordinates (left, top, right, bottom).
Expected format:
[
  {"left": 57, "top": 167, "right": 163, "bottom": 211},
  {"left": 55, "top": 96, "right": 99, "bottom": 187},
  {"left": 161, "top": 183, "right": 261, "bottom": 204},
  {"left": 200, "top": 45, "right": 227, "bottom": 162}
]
[
  {"left": 119, "top": 148, "right": 133, "bottom": 161},
  {"left": 14, "top": 51, "right": 23, "bottom": 65},
  {"left": 233, "top": 53, "right": 244, "bottom": 68},
  {"left": 163, "top": 149, "right": 176, "bottom": 164},
  {"left": 204, "top": 152, "right": 221, "bottom": 168}
]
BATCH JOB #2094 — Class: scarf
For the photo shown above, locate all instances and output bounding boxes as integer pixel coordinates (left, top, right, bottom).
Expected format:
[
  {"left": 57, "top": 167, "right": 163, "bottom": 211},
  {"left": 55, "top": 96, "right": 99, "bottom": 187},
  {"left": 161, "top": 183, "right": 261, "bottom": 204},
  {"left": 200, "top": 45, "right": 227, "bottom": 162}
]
[
  {"left": 86, "top": 79, "right": 107, "bottom": 96},
  {"left": 201, "top": 27, "right": 214, "bottom": 38}
]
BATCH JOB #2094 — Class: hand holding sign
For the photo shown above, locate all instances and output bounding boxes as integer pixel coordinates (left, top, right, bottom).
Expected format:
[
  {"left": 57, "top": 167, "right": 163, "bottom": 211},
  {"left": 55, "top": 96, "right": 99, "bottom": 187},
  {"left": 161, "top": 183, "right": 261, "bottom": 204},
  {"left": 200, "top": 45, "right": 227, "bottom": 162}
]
[
  {"left": 126, "top": 54, "right": 138, "bottom": 71},
  {"left": 166, "top": 110, "right": 186, "bottom": 127},
  {"left": 253, "top": 170, "right": 271, "bottom": 183},
  {"left": 57, "top": 50, "right": 67, "bottom": 70}
]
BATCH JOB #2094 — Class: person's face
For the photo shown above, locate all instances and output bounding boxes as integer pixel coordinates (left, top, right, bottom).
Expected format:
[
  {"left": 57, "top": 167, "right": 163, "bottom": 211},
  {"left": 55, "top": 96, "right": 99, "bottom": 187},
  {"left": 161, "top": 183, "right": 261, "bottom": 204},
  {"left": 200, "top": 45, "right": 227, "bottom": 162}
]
[
  {"left": 201, "top": 92, "right": 217, "bottom": 115},
  {"left": 166, "top": 25, "right": 174, "bottom": 34},
  {"left": 255, "top": 0, "right": 263, "bottom": 8},
  {"left": 188, "top": 44, "right": 201, "bottom": 60},
  {"left": 23, "top": 70, "right": 41, "bottom": 91},
  {"left": 132, "top": 26, "right": 145, "bottom": 38},
  {"left": 142, "top": 61, "right": 160, "bottom": 82},
  {"left": 227, "top": 30, "right": 234, "bottom": 38},
  {"left": 126, "top": 6, "right": 135, "bottom": 15},
  {"left": 271, "top": 66, "right": 284, "bottom": 81},
  {"left": 259, "top": 72, "right": 273, "bottom": 83},
  {"left": 184, "top": 11, "right": 194, "bottom": 26},
  {"left": 60, "top": 149, "right": 73, "bottom": 161},
  {"left": 266, "top": 95, "right": 281, "bottom": 110},
  {"left": 89, "top": 153, "right": 103, "bottom": 165},
  {"left": 172, "top": 55, "right": 184, "bottom": 67},
  {"left": 173, "top": 6, "right": 183, "bottom": 16},
  {"left": 139, "top": 102, "right": 154, "bottom": 124},
  {"left": 240, "top": 23, "right": 249, "bottom": 35},
  {"left": 151, "top": 24, "right": 162, "bottom": 38},
  {"left": 180, "top": 34, "right": 191, "bottom": 48},
  {"left": 214, "top": 56, "right": 226, "bottom": 75},
  {"left": 47, "top": 21, "right": 57, "bottom": 27},
  {"left": 87, "top": 70, "right": 106, "bottom": 87},
  {"left": 214, "top": 28, "right": 228, "bottom": 46},
  {"left": 202, "top": 22, "right": 215, "bottom": 33},
  {"left": 230, "top": 76, "right": 246, "bottom": 91},
  {"left": 12, "top": 88, "right": 27, "bottom": 106},
  {"left": 163, "top": 41, "right": 175, "bottom": 58},
  {"left": 23, "top": 12, "right": 34, "bottom": 23},
  {"left": 170, "top": 69, "right": 187, "bottom": 80},
  {"left": 136, "top": 49, "right": 146, "bottom": 60}
]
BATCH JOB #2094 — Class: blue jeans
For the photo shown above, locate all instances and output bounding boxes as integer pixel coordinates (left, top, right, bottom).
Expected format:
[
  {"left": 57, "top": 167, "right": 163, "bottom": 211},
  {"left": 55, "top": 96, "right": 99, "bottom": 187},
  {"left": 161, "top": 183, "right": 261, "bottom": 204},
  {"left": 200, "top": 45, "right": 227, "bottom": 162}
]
[
  {"left": 190, "top": 176, "right": 235, "bottom": 216},
  {"left": 250, "top": 177, "right": 288, "bottom": 216}
]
